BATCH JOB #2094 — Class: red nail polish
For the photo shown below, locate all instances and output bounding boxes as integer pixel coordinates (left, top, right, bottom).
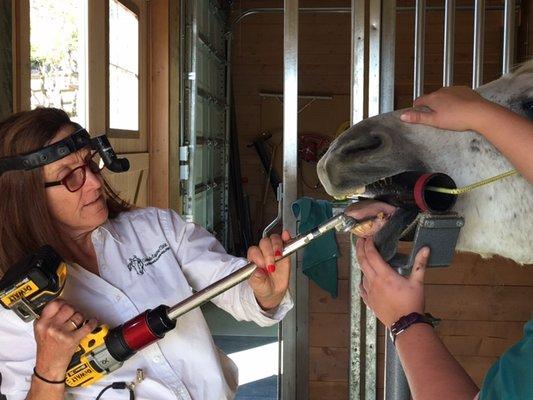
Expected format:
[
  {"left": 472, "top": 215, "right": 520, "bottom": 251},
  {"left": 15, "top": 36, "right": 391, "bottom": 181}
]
[
  {"left": 267, "top": 264, "right": 276, "bottom": 273},
  {"left": 275, "top": 250, "right": 282, "bottom": 257}
]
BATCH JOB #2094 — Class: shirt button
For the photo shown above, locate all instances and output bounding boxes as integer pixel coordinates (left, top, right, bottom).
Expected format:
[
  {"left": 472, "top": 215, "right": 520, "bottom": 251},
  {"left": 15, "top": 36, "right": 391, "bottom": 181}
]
[
  {"left": 153, "top": 356, "right": 161, "bottom": 363},
  {"left": 115, "top": 294, "right": 121, "bottom": 302}
]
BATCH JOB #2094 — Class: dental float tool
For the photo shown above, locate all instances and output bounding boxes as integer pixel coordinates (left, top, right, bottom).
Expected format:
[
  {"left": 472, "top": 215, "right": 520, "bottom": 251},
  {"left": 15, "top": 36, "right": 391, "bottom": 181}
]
[{"left": 166, "top": 213, "right": 372, "bottom": 320}]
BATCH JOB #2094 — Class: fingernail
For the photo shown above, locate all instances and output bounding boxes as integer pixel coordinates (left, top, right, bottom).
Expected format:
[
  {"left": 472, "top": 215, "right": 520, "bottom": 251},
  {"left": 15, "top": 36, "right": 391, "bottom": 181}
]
[
  {"left": 275, "top": 250, "right": 282, "bottom": 257},
  {"left": 267, "top": 264, "right": 276, "bottom": 273},
  {"left": 421, "top": 247, "right": 430, "bottom": 256},
  {"left": 400, "top": 113, "right": 409, "bottom": 121}
]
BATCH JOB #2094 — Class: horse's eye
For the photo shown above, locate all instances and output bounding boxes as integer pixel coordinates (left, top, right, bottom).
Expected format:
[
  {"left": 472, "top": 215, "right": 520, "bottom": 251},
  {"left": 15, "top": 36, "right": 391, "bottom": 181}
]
[{"left": 522, "top": 100, "right": 533, "bottom": 120}]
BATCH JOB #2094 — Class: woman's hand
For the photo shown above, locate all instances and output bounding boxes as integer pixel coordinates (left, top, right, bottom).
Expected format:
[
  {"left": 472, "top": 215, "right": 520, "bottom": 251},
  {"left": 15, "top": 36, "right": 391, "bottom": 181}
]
[
  {"left": 400, "top": 86, "right": 496, "bottom": 132},
  {"left": 247, "top": 231, "right": 292, "bottom": 311},
  {"left": 356, "top": 237, "right": 429, "bottom": 328},
  {"left": 33, "top": 299, "right": 97, "bottom": 381}
]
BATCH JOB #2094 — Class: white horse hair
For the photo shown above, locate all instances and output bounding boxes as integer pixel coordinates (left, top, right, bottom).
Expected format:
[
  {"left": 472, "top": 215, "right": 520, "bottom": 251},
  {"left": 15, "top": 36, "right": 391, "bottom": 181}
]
[{"left": 318, "top": 61, "right": 533, "bottom": 265}]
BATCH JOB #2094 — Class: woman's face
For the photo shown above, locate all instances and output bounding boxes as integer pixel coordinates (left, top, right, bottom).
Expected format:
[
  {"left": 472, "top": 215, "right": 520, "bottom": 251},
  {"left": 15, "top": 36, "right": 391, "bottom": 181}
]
[{"left": 43, "top": 125, "right": 108, "bottom": 237}]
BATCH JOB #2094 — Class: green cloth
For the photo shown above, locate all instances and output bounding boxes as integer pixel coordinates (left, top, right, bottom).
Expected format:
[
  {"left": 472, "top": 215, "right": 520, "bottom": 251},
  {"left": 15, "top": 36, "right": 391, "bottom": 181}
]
[
  {"left": 479, "top": 320, "right": 533, "bottom": 400},
  {"left": 292, "top": 197, "right": 339, "bottom": 298}
]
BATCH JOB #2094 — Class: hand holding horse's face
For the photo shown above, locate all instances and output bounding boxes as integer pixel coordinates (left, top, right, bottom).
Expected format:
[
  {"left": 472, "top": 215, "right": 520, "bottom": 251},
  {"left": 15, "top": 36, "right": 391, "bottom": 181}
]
[{"left": 400, "top": 86, "right": 495, "bottom": 132}]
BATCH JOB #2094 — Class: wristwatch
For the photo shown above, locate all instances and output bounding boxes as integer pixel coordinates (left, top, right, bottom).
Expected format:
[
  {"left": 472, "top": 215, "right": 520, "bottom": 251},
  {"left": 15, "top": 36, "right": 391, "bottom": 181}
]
[{"left": 389, "top": 312, "right": 440, "bottom": 344}]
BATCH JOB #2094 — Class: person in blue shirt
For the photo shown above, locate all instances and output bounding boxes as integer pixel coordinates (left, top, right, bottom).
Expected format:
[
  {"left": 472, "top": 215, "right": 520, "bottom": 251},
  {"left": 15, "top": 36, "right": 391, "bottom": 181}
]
[{"left": 348, "top": 85, "right": 533, "bottom": 399}]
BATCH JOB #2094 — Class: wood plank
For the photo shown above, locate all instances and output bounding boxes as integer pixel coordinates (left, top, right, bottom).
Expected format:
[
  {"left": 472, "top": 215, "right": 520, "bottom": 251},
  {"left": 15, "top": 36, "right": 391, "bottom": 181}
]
[
  {"left": 88, "top": 0, "right": 107, "bottom": 133},
  {"left": 309, "top": 279, "right": 349, "bottom": 314},
  {"left": 456, "top": 355, "right": 499, "bottom": 386},
  {"left": 440, "top": 335, "right": 520, "bottom": 358},
  {"left": 12, "top": 0, "right": 30, "bottom": 112},
  {"left": 149, "top": 0, "right": 170, "bottom": 208},
  {"left": 425, "top": 284, "right": 533, "bottom": 321},
  {"left": 309, "top": 347, "right": 349, "bottom": 382},
  {"left": 309, "top": 381, "right": 349, "bottom": 400},
  {"left": 309, "top": 313, "right": 349, "bottom": 348}
]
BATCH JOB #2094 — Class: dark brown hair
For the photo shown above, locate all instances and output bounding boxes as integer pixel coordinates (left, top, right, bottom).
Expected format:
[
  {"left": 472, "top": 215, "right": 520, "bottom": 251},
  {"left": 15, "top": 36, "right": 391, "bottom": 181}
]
[{"left": 0, "top": 108, "right": 130, "bottom": 273}]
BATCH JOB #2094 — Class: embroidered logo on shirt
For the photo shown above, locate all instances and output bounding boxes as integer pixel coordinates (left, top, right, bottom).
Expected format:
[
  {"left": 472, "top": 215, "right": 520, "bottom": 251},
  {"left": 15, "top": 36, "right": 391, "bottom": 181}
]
[{"left": 126, "top": 243, "right": 171, "bottom": 275}]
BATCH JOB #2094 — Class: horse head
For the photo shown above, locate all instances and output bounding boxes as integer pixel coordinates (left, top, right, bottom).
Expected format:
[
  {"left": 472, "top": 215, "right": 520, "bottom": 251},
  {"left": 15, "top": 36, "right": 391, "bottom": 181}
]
[{"left": 318, "top": 61, "right": 533, "bottom": 264}]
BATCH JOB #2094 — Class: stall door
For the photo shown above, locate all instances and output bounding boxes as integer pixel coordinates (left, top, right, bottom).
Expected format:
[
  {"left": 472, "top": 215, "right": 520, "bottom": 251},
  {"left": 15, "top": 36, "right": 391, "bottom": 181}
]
[{"left": 181, "top": 0, "right": 229, "bottom": 246}]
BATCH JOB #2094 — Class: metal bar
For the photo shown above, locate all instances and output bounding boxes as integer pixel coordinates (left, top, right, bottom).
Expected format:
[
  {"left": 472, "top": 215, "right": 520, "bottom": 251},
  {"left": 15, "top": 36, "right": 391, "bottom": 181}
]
[
  {"left": 472, "top": 0, "right": 485, "bottom": 88},
  {"left": 365, "top": 0, "right": 383, "bottom": 397},
  {"left": 368, "top": 0, "right": 381, "bottom": 118},
  {"left": 179, "top": 0, "right": 186, "bottom": 152},
  {"left": 197, "top": 87, "right": 227, "bottom": 109},
  {"left": 350, "top": 0, "right": 365, "bottom": 125},
  {"left": 349, "top": 236, "right": 362, "bottom": 400},
  {"left": 281, "top": 1, "right": 301, "bottom": 398},
  {"left": 184, "top": 1, "right": 199, "bottom": 222},
  {"left": 365, "top": 306, "right": 377, "bottom": 400},
  {"left": 502, "top": 0, "right": 515, "bottom": 74},
  {"left": 349, "top": 0, "right": 365, "bottom": 396},
  {"left": 195, "top": 176, "right": 225, "bottom": 195},
  {"left": 413, "top": 0, "right": 426, "bottom": 99},
  {"left": 195, "top": 137, "right": 226, "bottom": 146},
  {"left": 259, "top": 92, "right": 333, "bottom": 100},
  {"left": 384, "top": 266, "right": 411, "bottom": 400},
  {"left": 384, "top": 334, "right": 411, "bottom": 399},
  {"left": 232, "top": 4, "right": 516, "bottom": 26},
  {"left": 197, "top": 32, "right": 227, "bottom": 65},
  {"left": 233, "top": 7, "right": 350, "bottom": 25},
  {"left": 223, "top": 29, "right": 232, "bottom": 248},
  {"left": 443, "top": 0, "right": 455, "bottom": 86},
  {"left": 263, "top": 184, "right": 283, "bottom": 238},
  {"left": 380, "top": 0, "right": 396, "bottom": 114}
]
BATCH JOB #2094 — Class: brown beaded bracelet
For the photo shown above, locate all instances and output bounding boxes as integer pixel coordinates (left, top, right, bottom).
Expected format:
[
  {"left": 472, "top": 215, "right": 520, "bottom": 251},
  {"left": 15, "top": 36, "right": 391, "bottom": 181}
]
[{"left": 33, "top": 367, "right": 66, "bottom": 385}]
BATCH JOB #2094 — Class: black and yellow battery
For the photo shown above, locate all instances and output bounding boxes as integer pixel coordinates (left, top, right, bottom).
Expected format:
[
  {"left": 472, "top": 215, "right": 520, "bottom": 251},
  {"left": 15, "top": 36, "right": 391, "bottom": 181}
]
[{"left": 0, "top": 245, "right": 67, "bottom": 322}]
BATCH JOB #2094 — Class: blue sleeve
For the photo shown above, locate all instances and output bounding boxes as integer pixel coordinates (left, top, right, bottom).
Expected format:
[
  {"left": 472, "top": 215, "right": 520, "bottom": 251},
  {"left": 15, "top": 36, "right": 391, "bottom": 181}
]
[{"left": 479, "top": 320, "right": 533, "bottom": 400}]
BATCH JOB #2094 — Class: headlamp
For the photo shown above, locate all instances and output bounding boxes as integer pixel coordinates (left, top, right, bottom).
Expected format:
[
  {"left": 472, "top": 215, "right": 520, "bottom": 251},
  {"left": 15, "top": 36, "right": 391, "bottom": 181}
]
[{"left": 0, "top": 123, "right": 130, "bottom": 176}]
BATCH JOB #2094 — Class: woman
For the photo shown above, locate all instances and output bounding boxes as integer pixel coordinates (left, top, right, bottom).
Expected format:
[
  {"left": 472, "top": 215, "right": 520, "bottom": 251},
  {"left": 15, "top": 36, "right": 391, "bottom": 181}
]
[
  {"left": 350, "top": 86, "right": 533, "bottom": 400},
  {"left": 0, "top": 108, "right": 293, "bottom": 400}
]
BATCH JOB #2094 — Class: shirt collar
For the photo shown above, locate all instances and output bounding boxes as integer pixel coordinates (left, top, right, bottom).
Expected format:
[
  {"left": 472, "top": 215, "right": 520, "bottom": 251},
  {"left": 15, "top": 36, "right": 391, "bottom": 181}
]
[{"left": 93, "top": 221, "right": 123, "bottom": 244}]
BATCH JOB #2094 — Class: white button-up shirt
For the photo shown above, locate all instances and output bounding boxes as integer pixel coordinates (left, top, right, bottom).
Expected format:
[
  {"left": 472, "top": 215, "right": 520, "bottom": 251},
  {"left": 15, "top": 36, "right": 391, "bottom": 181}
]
[{"left": 0, "top": 208, "right": 293, "bottom": 399}]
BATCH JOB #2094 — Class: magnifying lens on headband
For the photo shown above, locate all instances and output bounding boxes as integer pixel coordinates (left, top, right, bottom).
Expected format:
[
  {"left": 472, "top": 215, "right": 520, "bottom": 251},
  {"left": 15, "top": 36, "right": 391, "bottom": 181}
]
[{"left": 0, "top": 123, "right": 130, "bottom": 176}]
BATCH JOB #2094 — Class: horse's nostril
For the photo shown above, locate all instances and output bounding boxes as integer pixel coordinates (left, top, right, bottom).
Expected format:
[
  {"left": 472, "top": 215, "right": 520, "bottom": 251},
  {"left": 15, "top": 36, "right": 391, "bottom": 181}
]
[{"left": 341, "top": 135, "right": 382, "bottom": 156}]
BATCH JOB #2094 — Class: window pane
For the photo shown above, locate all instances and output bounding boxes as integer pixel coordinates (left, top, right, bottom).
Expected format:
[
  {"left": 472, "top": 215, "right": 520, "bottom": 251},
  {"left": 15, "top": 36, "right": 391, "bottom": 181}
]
[
  {"left": 109, "top": 0, "right": 139, "bottom": 131},
  {"left": 30, "top": 0, "right": 87, "bottom": 127}
]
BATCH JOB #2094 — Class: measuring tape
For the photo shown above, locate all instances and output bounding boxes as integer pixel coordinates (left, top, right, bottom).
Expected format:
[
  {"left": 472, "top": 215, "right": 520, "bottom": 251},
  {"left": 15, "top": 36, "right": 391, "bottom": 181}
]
[{"left": 426, "top": 169, "right": 518, "bottom": 195}]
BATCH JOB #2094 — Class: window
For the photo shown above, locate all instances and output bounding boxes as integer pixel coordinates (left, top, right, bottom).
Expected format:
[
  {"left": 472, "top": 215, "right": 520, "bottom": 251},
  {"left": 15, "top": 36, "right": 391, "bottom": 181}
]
[
  {"left": 30, "top": 0, "right": 87, "bottom": 126},
  {"left": 108, "top": 0, "right": 139, "bottom": 134}
]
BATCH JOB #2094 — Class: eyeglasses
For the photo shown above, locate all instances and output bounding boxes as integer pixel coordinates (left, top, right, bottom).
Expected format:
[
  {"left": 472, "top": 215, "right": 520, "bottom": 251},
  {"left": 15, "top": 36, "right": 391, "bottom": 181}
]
[{"left": 44, "top": 151, "right": 104, "bottom": 193}]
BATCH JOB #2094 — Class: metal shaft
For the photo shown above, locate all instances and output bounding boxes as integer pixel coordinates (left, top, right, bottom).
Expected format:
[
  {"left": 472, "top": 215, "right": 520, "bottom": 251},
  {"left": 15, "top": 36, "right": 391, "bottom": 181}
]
[
  {"left": 384, "top": 266, "right": 412, "bottom": 400},
  {"left": 166, "top": 213, "right": 359, "bottom": 321}
]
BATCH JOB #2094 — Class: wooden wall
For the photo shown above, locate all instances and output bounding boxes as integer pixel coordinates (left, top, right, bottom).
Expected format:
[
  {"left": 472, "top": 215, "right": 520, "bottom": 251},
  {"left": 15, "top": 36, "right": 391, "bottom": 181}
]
[
  {"left": 0, "top": 0, "right": 12, "bottom": 120},
  {"left": 231, "top": 0, "right": 533, "bottom": 399}
]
